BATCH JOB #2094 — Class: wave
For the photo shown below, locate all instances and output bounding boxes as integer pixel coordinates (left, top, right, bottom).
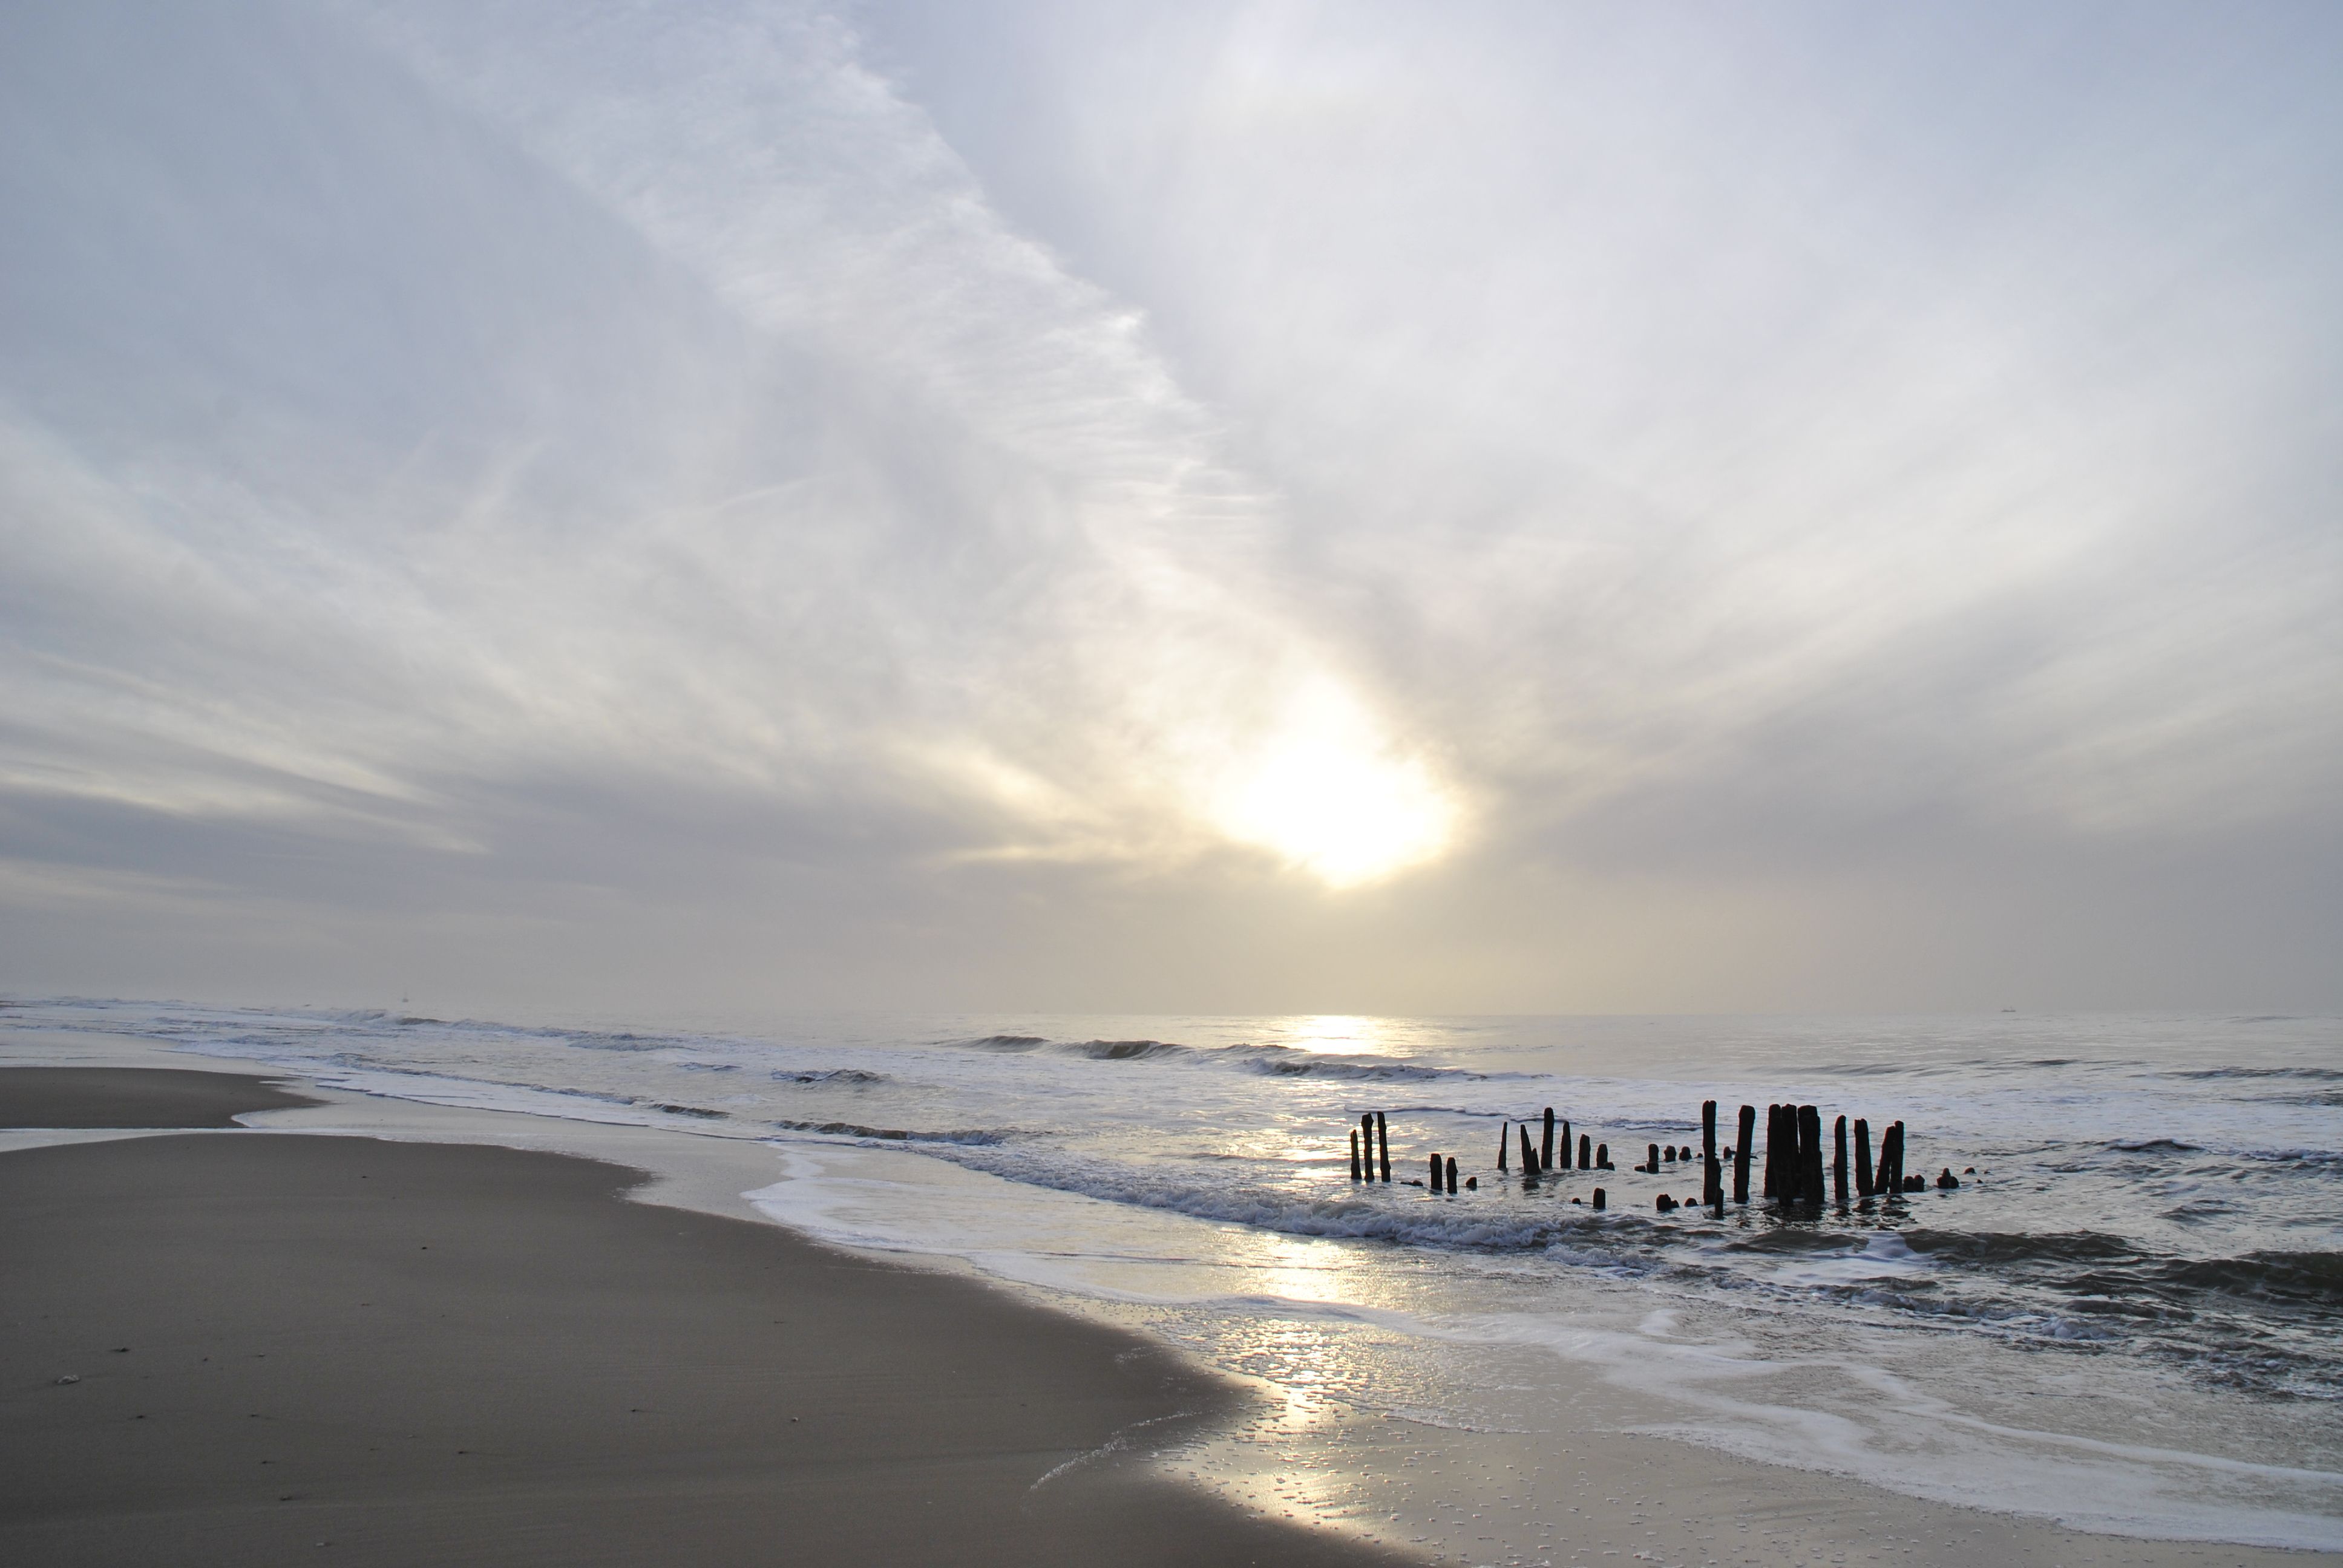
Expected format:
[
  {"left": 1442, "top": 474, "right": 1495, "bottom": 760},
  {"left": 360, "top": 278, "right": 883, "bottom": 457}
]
[
  {"left": 2164, "top": 1065, "right": 2343, "bottom": 1083},
  {"left": 773, "top": 1068, "right": 888, "bottom": 1085},
  {"left": 943, "top": 1033, "right": 1478, "bottom": 1081},
  {"left": 767, "top": 1119, "right": 1003, "bottom": 1146}
]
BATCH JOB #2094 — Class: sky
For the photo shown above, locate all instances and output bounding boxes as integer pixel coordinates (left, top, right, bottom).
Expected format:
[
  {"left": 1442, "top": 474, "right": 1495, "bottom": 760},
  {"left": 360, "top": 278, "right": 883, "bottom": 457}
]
[{"left": 1, "top": 0, "right": 2338, "bottom": 1018}]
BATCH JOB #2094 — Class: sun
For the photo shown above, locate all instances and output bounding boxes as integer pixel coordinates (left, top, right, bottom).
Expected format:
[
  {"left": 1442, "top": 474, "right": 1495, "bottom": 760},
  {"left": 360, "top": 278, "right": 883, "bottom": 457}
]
[{"left": 1209, "top": 681, "right": 1457, "bottom": 887}]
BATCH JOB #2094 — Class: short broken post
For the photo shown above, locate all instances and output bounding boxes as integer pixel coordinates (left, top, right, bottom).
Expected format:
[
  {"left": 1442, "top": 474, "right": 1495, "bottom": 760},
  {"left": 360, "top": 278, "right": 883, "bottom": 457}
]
[{"left": 1446, "top": 1156, "right": 1459, "bottom": 1195}]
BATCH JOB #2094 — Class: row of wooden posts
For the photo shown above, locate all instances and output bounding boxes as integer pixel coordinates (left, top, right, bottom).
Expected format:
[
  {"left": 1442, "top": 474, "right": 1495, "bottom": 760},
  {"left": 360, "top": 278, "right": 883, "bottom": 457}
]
[{"left": 1348, "top": 1100, "right": 1947, "bottom": 1214}]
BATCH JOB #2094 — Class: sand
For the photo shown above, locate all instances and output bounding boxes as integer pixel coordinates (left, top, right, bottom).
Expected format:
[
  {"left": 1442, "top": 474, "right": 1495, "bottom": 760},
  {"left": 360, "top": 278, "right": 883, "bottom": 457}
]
[{"left": 0, "top": 1068, "right": 1411, "bottom": 1567}]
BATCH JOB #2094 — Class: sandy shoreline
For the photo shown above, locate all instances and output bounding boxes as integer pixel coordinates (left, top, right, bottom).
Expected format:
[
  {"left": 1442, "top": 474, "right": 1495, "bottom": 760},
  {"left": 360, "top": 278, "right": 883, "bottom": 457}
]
[
  {"left": 3, "top": 1061, "right": 2336, "bottom": 1567},
  {"left": 0, "top": 1067, "right": 1409, "bottom": 1566}
]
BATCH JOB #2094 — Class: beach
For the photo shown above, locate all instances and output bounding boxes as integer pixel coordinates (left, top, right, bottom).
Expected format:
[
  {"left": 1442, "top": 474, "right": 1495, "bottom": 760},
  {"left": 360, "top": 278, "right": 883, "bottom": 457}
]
[
  {"left": 0, "top": 1067, "right": 1406, "bottom": 1566},
  {"left": 4, "top": 1055, "right": 2337, "bottom": 1567}
]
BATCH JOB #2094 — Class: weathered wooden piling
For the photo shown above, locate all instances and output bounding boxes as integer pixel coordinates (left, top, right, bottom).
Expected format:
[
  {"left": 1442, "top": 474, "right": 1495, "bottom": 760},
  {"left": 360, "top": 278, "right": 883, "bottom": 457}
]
[
  {"left": 1703, "top": 1100, "right": 1722, "bottom": 1209},
  {"left": 1591, "top": 1187, "right": 1607, "bottom": 1210},
  {"left": 1350, "top": 1128, "right": 1362, "bottom": 1181},
  {"left": 1542, "top": 1108, "right": 1556, "bottom": 1171},
  {"left": 1561, "top": 1120, "right": 1573, "bottom": 1169},
  {"left": 1800, "top": 1105, "right": 1824, "bottom": 1207},
  {"left": 1446, "top": 1156, "right": 1460, "bottom": 1195},
  {"left": 1430, "top": 1152, "right": 1443, "bottom": 1189},
  {"left": 1377, "top": 1111, "right": 1391, "bottom": 1183},
  {"left": 1761, "top": 1105, "right": 1781, "bottom": 1200},
  {"left": 1854, "top": 1118, "right": 1874, "bottom": 1198},
  {"left": 1646, "top": 1142, "right": 1660, "bottom": 1173},
  {"left": 1578, "top": 1132, "right": 1591, "bottom": 1169},
  {"left": 1595, "top": 1142, "right": 1610, "bottom": 1169},
  {"left": 1832, "top": 1114, "right": 1849, "bottom": 1207},
  {"left": 1734, "top": 1104, "right": 1755, "bottom": 1203},
  {"left": 1875, "top": 1120, "right": 1902, "bottom": 1198},
  {"left": 1498, "top": 1120, "right": 1509, "bottom": 1172},
  {"left": 1519, "top": 1124, "right": 1538, "bottom": 1177}
]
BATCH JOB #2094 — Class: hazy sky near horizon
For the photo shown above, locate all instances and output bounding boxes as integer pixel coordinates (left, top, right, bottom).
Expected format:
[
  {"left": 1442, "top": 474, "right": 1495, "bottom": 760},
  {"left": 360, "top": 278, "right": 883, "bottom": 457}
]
[{"left": 2, "top": 0, "right": 2338, "bottom": 1017}]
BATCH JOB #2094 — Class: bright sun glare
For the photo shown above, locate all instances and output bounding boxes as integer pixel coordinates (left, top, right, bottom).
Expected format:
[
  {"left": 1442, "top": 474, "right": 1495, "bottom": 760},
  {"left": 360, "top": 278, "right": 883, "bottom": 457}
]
[{"left": 1211, "top": 681, "right": 1457, "bottom": 887}]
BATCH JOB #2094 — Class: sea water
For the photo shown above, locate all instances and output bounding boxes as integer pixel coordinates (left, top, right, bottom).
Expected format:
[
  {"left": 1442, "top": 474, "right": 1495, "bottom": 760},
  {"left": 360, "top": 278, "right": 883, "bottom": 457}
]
[{"left": 8, "top": 999, "right": 2339, "bottom": 1548}]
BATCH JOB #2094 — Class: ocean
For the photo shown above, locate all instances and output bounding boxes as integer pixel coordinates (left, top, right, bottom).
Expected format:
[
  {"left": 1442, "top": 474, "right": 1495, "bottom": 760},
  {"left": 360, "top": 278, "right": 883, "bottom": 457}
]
[{"left": 10, "top": 998, "right": 2339, "bottom": 1550}]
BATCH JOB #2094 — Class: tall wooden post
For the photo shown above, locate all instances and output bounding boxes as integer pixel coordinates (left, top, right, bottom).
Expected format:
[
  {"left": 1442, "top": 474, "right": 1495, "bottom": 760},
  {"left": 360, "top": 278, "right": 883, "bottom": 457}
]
[
  {"left": 1350, "top": 1129, "right": 1362, "bottom": 1181},
  {"left": 1578, "top": 1132, "right": 1591, "bottom": 1169},
  {"left": 1446, "top": 1156, "right": 1459, "bottom": 1195},
  {"left": 1498, "top": 1120, "right": 1509, "bottom": 1172},
  {"left": 1541, "top": 1108, "right": 1556, "bottom": 1171},
  {"left": 1761, "top": 1105, "right": 1780, "bottom": 1200},
  {"left": 1376, "top": 1111, "right": 1391, "bottom": 1183},
  {"left": 1799, "top": 1105, "right": 1823, "bottom": 1207},
  {"left": 1519, "top": 1124, "right": 1539, "bottom": 1178},
  {"left": 1702, "top": 1100, "right": 1721, "bottom": 1209},
  {"left": 1854, "top": 1119, "right": 1874, "bottom": 1198},
  {"left": 1560, "top": 1120, "right": 1572, "bottom": 1169},
  {"left": 1832, "top": 1114, "right": 1848, "bottom": 1207},
  {"left": 1734, "top": 1104, "right": 1755, "bottom": 1204}
]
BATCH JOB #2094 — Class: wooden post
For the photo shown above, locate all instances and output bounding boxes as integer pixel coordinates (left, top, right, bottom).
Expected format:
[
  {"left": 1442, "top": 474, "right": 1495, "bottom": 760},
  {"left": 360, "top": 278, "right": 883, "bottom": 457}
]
[
  {"left": 1498, "top": 1120, "right": 1509, "bottom": 1172},
  {"left": 1350, "top": 1128, "right": 1362, "bottom": 1181},
  {"left": 1446, "top": 1155, "right": 1459, "bottom": 1195},
  {"left": 1591, "top": 1187, "right": 1606, "bottom": 1210},
  {"left": 1761, "top": 1105, "right": 1780, "bottom": 1200},
  {"left": 1594, "top": 1142, "right": 1609, "bottom": 1169},
  {"left": 1646, "top": 1142, "right": 1660, "bottom": 1173},
  {"left": 1799, "top": 1105, "right": 1823, "bottom": 1207},
  {"left": 1703, "top": 1100, "right": 1720, "bottom": 1209},
  {"left": 1561, "top": 1120, "right": 1572, "bottom": 1169},
  {"left": 1519, "top": 1124, "right": 1539, "bottom": 1177},
  {"left": 1542, "top": 1108, "right": 1556, "bottom": 1171},
  {"left": 1891, "top": 1121, "right": 1907, "bottom": 1195},
  {"left": 1734, "top": 1105, "right": 1755, "bottom": 1204},
  {"left": 1377, "top": 1111, "right": 1391, "bottom": 1183},
  {"left": 1832, "top": 1114, "right": 1848, "bottom": 1207},
  {"left": 1579, "top": 1132, "right": 1591, "bottom": 1169},
  {"left": 1854, "top": 1119, "right": 1874, "bottom": 1198},
  {"left": 1430, "top": 1152, "right": 1443, "bottom": 1190}
]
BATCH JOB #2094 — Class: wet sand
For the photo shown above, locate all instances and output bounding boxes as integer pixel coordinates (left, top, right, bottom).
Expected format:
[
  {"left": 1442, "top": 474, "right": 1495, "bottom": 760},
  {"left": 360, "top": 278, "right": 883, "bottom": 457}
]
[{"left": 0, "top": 1068, "right": 1411, "bottom": 1567}]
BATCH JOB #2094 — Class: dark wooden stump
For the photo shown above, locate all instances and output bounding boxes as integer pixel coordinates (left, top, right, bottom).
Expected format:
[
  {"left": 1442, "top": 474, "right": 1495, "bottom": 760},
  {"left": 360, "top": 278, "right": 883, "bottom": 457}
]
[
  {"left": 1854, "top": 1118, "right": 1874, "bottom": 1199},
  {"left": 1561, "top": 1119, "right": 1573, "bottom": 1169},
  {"left": 1350, "top": 1128, "right": 1362, "bottom": 1182},
  {"left": 1579, "top": 1132, "right": 1591, "bottom": 1169},
  {"left": 1498, "top": 1120, "right": 1509, "bottom": 1172},
  {"left": 1377, "top": 1111, "right": 1391, "bottom": 1183},
  {"left": 1447, "top": 1156, "right": 1460, "bottom": 1195},
  {"left": 1542, "top": 1107, "right": 1556, "bottom": 1172}
]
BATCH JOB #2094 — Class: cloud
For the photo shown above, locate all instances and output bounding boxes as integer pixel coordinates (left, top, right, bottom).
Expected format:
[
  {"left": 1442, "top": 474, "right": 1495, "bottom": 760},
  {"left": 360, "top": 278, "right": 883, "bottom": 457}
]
[{"left": 0, "top": 0, "right": 2336, "bottom": 1010}]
